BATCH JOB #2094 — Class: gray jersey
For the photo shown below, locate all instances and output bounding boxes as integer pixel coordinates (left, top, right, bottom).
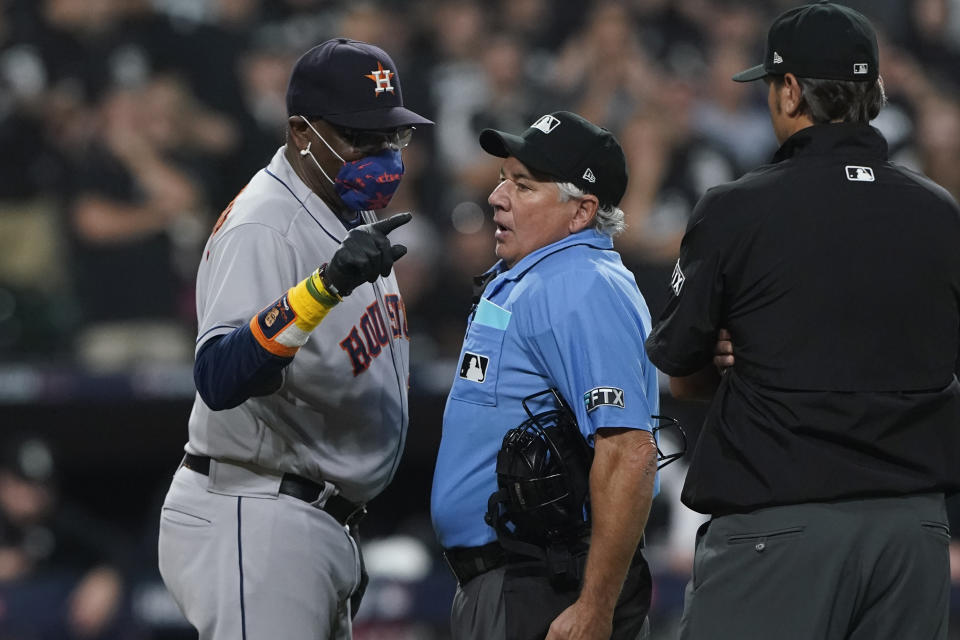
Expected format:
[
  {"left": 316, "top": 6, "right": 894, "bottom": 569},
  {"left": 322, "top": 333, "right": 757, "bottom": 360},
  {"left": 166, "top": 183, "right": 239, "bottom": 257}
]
[{"left": 186, "top": 147, "right": 410, "bottom": 503}]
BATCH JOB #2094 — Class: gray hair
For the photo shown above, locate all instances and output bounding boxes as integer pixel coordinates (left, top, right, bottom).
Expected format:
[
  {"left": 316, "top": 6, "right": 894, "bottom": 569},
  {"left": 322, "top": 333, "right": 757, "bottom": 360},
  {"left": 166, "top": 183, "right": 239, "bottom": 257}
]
[
  {"left": 555, "top": 182, "right": 626, "bottom": 237},
  {"left": 775, "top": 75, "right": 887, "bottom": 124}
]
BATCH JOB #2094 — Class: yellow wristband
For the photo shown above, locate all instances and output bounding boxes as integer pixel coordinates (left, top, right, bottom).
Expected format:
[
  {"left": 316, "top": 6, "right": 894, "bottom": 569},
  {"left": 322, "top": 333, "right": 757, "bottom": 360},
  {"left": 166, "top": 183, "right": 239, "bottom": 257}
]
[{"left": 287, "top": 269, "right": 341, "bottom": 332}]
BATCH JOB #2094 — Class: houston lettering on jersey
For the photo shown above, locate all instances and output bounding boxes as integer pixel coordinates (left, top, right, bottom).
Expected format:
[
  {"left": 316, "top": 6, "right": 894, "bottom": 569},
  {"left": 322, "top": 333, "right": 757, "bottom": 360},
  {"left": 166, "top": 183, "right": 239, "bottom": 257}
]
[{"left": 340, "top": 294, "right": 409, "bottom": 376}]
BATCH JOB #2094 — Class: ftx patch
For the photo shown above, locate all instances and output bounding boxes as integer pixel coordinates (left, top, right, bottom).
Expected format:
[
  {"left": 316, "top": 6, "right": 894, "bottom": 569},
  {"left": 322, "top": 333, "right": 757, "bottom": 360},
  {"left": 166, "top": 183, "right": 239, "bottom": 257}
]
[{"left": 584, "top": 387, "right": 624, "bottom": 412}]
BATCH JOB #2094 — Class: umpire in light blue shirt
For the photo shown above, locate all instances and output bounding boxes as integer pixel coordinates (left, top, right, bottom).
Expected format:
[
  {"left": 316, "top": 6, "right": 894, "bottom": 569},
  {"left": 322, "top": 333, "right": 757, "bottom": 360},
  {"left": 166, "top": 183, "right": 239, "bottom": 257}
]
[{"left": 431, "top": 111, "right": 661, "bottom": 640}]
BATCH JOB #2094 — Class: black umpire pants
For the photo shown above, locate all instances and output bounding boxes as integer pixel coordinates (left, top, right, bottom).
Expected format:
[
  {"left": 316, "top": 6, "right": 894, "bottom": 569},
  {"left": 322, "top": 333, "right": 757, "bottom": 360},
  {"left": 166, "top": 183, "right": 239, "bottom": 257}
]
[
  {"left": 451, "top": 552, "right": 651, "bottom": 640},
  {"left": 679, "top": 493, "right": 950, "bottom": 640}
]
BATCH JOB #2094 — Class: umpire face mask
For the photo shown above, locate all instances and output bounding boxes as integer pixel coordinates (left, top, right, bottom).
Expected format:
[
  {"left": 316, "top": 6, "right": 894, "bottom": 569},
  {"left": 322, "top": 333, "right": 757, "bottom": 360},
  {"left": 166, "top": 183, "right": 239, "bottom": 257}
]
[{"left": 298, "top": 116, "right": 405, "bottom": 211}]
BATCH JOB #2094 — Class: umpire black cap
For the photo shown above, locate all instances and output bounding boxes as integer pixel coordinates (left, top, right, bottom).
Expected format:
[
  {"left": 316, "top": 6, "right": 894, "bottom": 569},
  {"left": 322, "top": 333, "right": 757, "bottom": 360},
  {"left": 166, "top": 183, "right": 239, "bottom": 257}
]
[
  {"left": 733, "top": 1, "right": 879, "bottom": 83},
  {"left": 479, "top": 111, "right": 628, "bottom": 208},
  {"left": 286, "top": 38, "right": 433, "bottom": 130}
]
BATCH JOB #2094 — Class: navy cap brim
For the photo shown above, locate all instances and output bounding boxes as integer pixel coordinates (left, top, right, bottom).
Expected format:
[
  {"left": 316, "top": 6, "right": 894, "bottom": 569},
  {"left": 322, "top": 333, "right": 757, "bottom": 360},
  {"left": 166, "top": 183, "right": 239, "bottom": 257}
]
[
  {"left": 732, "top": 64, "right": 768, "bottom": 82},
  {"left": 324, "top": 105, "right": 433, "bottom": 130},
  {"left": 479, "top": 129, "right": 565, "bottom": 178}
]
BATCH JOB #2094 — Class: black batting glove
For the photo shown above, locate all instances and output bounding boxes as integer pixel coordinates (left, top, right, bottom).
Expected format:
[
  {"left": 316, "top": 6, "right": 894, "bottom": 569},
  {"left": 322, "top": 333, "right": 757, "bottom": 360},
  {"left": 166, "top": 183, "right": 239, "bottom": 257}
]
[{"left": 324, "top": 212, "right": 412, "bottom": 297}]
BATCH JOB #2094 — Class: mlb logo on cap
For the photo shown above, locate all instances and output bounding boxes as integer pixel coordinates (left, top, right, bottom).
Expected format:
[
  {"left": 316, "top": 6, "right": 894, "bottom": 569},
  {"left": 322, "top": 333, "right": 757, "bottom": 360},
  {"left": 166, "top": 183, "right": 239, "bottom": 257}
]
[
  {"left": 479, "top": 111, "right": 628, "bottom": 208},
  {"left": 732, "top": 2, "right": 879, "bottom": 83},
  {"left": 531, "top": 115, "right": 561, "bottom": 134}
]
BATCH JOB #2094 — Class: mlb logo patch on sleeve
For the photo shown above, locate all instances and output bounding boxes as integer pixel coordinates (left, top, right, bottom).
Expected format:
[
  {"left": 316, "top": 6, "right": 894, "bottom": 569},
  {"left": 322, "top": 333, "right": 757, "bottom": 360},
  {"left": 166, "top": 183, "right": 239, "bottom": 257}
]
[{"left": 584, "top": 387, "right": 625, "bottom": 412}]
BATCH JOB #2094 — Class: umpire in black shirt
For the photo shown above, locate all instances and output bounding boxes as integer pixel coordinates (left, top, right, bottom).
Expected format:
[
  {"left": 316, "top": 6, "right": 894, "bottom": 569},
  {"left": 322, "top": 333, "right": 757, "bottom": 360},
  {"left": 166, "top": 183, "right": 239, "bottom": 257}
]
[{"left": 645, "top": 3, "right": 960, "bottom": 639}]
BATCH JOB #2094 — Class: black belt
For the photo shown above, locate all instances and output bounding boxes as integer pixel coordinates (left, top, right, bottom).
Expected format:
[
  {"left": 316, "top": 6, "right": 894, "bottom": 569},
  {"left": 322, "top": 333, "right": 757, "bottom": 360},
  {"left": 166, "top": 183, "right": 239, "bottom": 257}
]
[
  {"left": 181, "top": 453, "right": 366, "bottom": 528},
  {"left": 442, "top": 535, "right": 647, "bottom": 587},
  {"left": 442, "top": 541, "right": 507, "bottom": 586}
]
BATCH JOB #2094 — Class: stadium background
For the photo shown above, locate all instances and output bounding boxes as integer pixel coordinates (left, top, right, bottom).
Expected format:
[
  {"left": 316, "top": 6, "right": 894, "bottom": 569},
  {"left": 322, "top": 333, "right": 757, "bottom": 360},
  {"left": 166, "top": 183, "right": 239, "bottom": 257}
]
[{"left": 0, "top": 0, "right": 959, "bottom": 638}]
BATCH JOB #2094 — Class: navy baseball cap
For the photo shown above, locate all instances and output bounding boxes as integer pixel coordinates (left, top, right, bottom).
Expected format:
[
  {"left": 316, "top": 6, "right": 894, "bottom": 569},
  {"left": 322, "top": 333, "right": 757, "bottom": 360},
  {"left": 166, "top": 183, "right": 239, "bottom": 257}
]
[
  {"left": 733, "top": 1, "right": 879, "bottom": 83},
  {"left": 479, "top": 111, "right": 628, "bottom": 208},
  {"left": 286, "top": 38, "right": 433, "bottom": 130}
]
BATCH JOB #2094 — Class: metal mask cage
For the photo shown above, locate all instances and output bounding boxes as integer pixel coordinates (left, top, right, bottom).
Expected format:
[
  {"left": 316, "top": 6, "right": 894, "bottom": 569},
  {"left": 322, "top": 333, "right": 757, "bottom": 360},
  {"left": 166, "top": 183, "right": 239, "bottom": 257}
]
[
  {"left": 520, "top": 389, "right": 688, "bottom": 471},
  {"left": 485, "top": 388, "right": 593, "bottom": 542},
  {"left": 651, "top": 414, "right": 687, "bottom": 469},
  {"left": 499, "top": 388, "right": 583, "bottom": 509}
]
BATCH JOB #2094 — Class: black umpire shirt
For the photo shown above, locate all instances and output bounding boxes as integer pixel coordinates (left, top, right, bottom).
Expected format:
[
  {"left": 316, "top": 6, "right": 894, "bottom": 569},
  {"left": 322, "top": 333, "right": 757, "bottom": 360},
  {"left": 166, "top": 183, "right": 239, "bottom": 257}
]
[{"left": 645, "top": 123, "right": 960, "bottom": 515}]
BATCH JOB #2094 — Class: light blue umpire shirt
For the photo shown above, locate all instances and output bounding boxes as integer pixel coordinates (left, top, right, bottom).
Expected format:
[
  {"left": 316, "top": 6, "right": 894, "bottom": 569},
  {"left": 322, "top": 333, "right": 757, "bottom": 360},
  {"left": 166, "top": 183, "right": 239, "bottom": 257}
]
[{"left": 431, "top": 228, "right": 660, "bottom": 549}]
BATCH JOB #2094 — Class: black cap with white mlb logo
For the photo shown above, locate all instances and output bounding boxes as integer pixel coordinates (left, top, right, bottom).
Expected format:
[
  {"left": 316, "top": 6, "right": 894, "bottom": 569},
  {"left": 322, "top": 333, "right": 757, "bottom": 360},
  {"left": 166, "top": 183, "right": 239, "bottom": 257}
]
[
  {"left": 733, "top": 1, "right": 879, "bottom": 83},
  {"left": 479, "top": 111, "right": 628, "bottom": 208}
]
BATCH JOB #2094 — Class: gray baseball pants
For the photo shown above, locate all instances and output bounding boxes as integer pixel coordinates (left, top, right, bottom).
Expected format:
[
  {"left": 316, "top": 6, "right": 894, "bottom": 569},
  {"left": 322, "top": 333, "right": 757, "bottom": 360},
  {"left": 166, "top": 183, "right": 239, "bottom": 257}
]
[
  {"left": 679, "top": 493, "right": 950, "bottom": 640},
  {"left": 158, "top": 462, "right": 362, "bottom": 640},
  {"left": 451, "top": 560, "right": 651, "bottom": 639}
]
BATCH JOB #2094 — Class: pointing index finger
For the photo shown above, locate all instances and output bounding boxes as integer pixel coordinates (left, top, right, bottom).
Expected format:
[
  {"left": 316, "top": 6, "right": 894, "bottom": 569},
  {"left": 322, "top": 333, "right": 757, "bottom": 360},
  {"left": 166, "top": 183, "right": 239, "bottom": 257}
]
[{"left": 371, "top": 212, "right": 412, "bottom": 236}]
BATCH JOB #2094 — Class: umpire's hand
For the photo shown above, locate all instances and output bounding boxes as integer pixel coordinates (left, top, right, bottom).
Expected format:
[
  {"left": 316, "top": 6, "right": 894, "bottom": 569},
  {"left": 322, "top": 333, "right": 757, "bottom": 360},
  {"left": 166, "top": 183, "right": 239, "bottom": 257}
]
[{"left": 324, "top": 212, "right": 411, "bottom": 296}]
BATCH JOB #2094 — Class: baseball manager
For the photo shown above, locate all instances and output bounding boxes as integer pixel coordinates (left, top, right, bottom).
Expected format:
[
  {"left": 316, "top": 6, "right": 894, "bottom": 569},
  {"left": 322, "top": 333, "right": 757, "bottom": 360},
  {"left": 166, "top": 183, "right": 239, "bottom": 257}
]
[
  {"left": 157, "top": 38, "right": 431, "bottom": 640},
  {"left": 645, "top": 3, "right": 960, "bottom": 639}
]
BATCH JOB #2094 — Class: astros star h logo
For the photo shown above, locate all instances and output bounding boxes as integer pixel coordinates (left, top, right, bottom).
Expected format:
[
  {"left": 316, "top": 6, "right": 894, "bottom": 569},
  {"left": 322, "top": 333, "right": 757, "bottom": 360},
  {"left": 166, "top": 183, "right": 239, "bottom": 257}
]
[{"left": 365, "top": 61, "right": 395, "bottom": 96}]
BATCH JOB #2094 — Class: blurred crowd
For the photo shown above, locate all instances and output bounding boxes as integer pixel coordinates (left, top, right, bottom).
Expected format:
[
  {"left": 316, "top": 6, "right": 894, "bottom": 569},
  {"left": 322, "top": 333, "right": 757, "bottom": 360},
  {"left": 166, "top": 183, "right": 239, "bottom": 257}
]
[
  {"left": 2, "top": 0, "right": 960, "bottom": 638},
  {"left": 1, "top": 0, "right": 959, "bottom": 373},
  {"left": 0, "top": 434, "right": 153, "bottom": 639}
]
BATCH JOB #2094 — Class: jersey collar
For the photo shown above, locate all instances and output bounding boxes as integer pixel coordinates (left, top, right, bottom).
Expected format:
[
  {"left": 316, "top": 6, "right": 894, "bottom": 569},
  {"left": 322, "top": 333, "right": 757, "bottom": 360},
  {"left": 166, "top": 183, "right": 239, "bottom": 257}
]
[
  {"left": 773, "top": 123, "right": 889, "bottom": 164},
  {"left": 485, "top": 228, "right": 614, "bottom": 284},
  {"left": 271, "top": 147, "right": 315, "bottom": 204},
  {"left": 271, "top": 147, "right": 367, "bottom": 231}
]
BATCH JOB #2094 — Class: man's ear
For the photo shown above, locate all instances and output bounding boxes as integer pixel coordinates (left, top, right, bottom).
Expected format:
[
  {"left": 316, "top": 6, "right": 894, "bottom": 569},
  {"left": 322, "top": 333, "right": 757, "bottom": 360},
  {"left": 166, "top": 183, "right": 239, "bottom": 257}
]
[
  {"left": 781, "top": 73, "right": 805, "bottom": 118},
  {"left": 288, "top": 116, "right": 311, "bottom": 153},
  {"left": 569, "top": 194, "right": 599, "bottom": 233}
]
